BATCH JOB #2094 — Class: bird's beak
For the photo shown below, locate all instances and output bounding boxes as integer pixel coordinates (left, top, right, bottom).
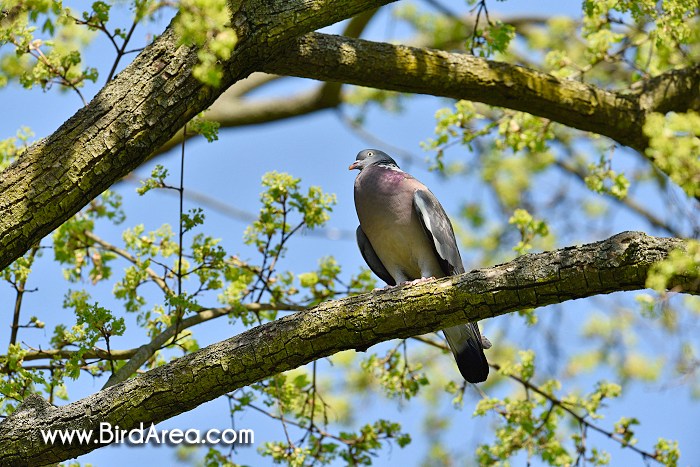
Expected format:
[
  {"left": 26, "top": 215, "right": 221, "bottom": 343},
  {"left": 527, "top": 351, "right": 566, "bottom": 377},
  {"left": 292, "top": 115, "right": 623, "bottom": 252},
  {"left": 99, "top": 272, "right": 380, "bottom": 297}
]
[{"left": 349, "top": 161, "right": 361, "bottom": 170}]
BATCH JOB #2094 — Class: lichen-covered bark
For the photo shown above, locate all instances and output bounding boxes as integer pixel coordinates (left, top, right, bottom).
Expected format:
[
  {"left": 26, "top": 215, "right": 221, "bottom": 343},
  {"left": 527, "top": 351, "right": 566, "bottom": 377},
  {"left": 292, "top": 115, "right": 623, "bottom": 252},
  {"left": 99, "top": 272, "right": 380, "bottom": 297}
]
[
  {"left": 263, "top": 33, "right": 700, "bottom": 175},
  {"left": 0, "top": 0, "right": 396, "bottom": 272},
  {"left": 0, "top": 232, "right": 695, "bottom": 466}
]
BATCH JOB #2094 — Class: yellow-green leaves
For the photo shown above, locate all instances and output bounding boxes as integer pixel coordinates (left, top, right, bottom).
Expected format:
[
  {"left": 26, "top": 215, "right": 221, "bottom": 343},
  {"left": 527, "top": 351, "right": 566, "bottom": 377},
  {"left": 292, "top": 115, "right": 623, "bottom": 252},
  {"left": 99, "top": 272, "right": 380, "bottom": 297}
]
[
  {"left": 53, "top": 191, "right": 124, "bottom": 284},
  {"left": 475, "top": 352, "right": 573, "bottom": 466},
  {"left": 238, "top": 171, "right": 337, "bottom": 314},
  {"left": 585, "top": 153, "right": 630, "bottom": 200},
  {"left": 644, "top": 111, "right": 700, "bottom": 199},
  {"left": 0, "top": 2, "right": 97, "bottom": 97},
  {"left": 137, "top": 164, "right": 169, "bottom": 195},
  {"left": 471, "top": 21, "right": 515, "bottom": 57},
  {"left": 0, "top": 343, "right": 49, "bottom": 415},
  {"left": 508, "top": 208, "right": 550, "bottom": 255},
  {"left": 654, "top": 438, "right": 681, "bottom": 467},
  {"left": 244, "top": 171, "right": 336, "bottom": 253},
  {"left": 0, "top": 126, "right": 33, "bottom": 171},
  {"left": 361, "top": 343, "right": 429, "bottom": 400},
  {"left": 475, "top": 353, "right": 638, "bottom": 466},
  {"left": 174, "top": 0, "right": 237, "bottom": 87},
  {"left": 423, "top": 101, "right": 485, "bottom": 170},
  {"left": 646, "top": 240, "right": 700, "bottom": 293},
  {"left": 61, "top": 290, "right": 126, "bottom": 379},
  {"left": 297, "top": 257, "right": 343, "bottom": 304},
  {"left": 188, "top": 112, "right": 221, "bottom": 142}
]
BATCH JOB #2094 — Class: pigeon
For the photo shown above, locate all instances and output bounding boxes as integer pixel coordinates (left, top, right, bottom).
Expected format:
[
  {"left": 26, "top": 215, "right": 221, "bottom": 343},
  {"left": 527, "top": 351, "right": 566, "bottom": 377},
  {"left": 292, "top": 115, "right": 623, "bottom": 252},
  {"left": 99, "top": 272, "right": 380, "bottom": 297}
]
[{"left": 350, "top": 149, "right": 490, "bottom": 383}]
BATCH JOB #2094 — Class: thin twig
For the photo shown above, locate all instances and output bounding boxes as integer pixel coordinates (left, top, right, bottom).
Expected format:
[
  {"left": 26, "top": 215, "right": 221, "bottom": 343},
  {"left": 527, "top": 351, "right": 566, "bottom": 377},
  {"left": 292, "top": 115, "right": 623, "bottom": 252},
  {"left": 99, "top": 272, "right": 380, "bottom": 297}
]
[
  {"left": 83, "top": 230, "right": 173, "bottom": 295},
  {"left": 8, "top": 245, "right": 39, "bottom": 347},
  {"left": 106, "top": 19, "right": 139, "bottom": 83}
]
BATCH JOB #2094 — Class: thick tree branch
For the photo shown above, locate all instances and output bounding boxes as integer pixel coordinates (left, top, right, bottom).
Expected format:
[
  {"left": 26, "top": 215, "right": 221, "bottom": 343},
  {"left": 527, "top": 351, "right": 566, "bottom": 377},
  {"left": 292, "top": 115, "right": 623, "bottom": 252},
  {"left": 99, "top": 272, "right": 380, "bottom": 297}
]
[
  {"left": 263, "top": 33, "right": 699, "bottom": 183},
  {"left": 1, "top": 232, "right": 696, "bottom": 465},
  {"left": 637, "top": 65, "right": 700, "bottom": 114},
  {"left": 153, "top": 14, "right": 552, "bottom": 156},
  {"left": 0, "top": 0, "right": 396, "bottom": 273}
]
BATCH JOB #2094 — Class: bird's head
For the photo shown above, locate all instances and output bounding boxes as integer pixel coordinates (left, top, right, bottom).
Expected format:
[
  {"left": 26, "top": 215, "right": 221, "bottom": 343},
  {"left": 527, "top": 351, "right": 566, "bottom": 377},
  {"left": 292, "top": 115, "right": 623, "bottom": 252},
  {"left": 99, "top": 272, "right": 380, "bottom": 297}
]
[{"left": 349, "top": 149, "right": 399, "bottom": 171}]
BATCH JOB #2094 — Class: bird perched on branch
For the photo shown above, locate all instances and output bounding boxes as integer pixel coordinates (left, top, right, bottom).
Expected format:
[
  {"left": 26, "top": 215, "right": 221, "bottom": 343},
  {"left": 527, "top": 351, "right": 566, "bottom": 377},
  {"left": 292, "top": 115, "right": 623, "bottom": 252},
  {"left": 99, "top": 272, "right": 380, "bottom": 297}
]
[{"left": 350, "top": 149, "right": 490, "bottom": 383}]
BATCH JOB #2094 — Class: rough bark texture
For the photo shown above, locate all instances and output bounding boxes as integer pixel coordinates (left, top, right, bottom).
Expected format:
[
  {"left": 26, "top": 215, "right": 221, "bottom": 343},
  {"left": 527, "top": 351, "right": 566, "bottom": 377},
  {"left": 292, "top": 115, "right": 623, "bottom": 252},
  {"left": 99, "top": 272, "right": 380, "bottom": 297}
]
[
  {"left": 0, "top": 232, "right": 696, "bottom": 466},
  {"left": 0, "top": 0, "right": 396, "bottom": 272},
  {"left": 264, "top": 33, "right": 700, "bottom": 157}
]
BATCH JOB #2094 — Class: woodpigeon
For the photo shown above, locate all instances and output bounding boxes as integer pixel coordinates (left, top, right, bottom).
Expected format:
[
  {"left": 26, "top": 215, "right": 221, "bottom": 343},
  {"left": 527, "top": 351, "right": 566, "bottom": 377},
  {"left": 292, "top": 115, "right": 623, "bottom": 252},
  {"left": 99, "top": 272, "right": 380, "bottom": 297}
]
[{"left": 350, "top": 149, "right": 490, "bottom": 383}]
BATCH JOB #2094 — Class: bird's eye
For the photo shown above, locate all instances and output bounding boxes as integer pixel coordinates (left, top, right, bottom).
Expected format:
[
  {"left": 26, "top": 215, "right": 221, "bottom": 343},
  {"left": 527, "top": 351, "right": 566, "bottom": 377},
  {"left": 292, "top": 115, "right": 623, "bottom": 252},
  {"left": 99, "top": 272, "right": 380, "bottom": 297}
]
[{"left": 367, "top": 151, "right": 373, "bottom": 156}]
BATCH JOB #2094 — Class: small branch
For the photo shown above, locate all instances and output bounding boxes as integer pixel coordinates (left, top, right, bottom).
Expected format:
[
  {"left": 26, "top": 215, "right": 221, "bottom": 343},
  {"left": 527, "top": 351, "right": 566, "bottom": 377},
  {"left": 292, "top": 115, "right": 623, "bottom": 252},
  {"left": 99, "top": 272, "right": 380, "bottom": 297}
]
[
  {"left": 106, "top": 19, "right": 139, "bottom": 83},
  {"left": 263, "top": 33, "right": 700, "bottom": 193},
  {"left": 490, "top": 362, "right": 661, "bottom": 463},
  {"left": 83, "top": 230, "right": 173, "bottom": 295},
  {"left": 15, "top": 347, "right": 138, "bottom": 363},
  {"left": 100, "top": 331, "right": 116, "bottom": 376},
  {"left": 168, "top": 125, "right": 187, "bottom": 348},
  {"left": 3, "top": 300, "right": 305, "bottom": 366},
  {"left": 154, "top": 82, "right": 343, "bottom": 156},
  {"left": 102, "top": 301, "right": 305, "bottom": 388},
  {"left": 8, "top": 246, "right": 39, "bottom": 347},
  {"left": 236, "top": 398, "right": 352, "bottom": 445}
]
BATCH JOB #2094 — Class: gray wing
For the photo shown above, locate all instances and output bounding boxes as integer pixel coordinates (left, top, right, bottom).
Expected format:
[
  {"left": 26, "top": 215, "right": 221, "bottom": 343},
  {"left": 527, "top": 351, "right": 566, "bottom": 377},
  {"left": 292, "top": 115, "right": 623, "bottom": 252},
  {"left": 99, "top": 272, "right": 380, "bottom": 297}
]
[
  {"left": 414, "top": 189, "right": 489, "bottom": 383},
  {"left": 412, "top": 189, "right": 465, "bottom": 275},
  {"left": 356, "top": 226, "right": 396, "bottom": 286}
]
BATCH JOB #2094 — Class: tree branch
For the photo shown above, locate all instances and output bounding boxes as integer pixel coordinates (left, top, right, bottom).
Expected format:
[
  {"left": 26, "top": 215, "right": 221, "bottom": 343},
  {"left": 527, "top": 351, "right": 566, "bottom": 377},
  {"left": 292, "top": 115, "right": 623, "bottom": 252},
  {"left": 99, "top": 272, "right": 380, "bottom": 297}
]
[
  {"left": 637, "top": 64, "right": 700, "bottom": 115},
  {"left": 262, "top": 33, "right": 699, "bottom": 189},
  {"left": 155, "top": 83, "right": 342, "bottom": 154},
  {"left": 1, "top": 232, "right": 695, "bottom": 465}
]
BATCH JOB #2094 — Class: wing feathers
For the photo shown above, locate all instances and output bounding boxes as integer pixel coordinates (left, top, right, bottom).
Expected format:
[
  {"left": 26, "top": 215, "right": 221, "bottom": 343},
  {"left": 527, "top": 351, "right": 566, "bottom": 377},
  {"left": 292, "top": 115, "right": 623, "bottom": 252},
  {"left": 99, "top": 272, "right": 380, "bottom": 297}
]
[
  {"left": 413, "top": 189, "right": 464, "bottom": 275},
  {"left": 356, "top": 226, "right": 396, "bottom": 286}
]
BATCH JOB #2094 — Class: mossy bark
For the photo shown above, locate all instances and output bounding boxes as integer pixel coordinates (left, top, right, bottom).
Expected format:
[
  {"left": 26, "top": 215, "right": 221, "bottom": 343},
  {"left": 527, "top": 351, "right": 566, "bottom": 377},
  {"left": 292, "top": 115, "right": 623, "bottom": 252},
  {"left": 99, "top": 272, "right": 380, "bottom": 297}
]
[{"left": 264, "top": 33, "right": 700, "bottom": 161}]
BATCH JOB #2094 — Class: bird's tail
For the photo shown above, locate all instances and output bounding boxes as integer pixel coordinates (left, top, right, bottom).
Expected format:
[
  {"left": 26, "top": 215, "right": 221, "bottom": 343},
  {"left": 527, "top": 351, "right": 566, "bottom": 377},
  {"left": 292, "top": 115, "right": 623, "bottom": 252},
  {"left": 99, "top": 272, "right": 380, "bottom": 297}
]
[{"left": 443, "top": 323, "right": 489, "bottom": 383}]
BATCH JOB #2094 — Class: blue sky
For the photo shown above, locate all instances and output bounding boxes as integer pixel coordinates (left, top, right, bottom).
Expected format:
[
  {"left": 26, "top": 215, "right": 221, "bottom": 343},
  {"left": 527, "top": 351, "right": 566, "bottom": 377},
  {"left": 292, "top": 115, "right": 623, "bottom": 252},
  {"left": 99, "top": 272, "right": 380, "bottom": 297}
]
[{"left": 1, "top": 1, "right": 698, "bottom": 466}]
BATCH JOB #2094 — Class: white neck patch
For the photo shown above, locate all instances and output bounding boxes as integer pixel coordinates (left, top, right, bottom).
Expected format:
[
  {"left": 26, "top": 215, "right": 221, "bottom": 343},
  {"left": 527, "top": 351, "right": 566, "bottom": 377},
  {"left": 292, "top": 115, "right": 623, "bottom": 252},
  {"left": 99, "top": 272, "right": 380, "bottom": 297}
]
[{"left": 378, "top": 163, "right": 403, "bottom": 172}]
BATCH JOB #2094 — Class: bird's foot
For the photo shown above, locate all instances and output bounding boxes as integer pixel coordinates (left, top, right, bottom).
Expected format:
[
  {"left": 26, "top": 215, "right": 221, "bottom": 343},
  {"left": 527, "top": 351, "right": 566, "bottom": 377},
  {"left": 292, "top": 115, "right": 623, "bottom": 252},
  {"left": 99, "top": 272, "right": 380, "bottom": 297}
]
[
  {"left": 372, "top": 279, "right": 433, "bottom": 292},
  {"left": 401, "top": 277, "right": 435, "bottom": 286}
]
